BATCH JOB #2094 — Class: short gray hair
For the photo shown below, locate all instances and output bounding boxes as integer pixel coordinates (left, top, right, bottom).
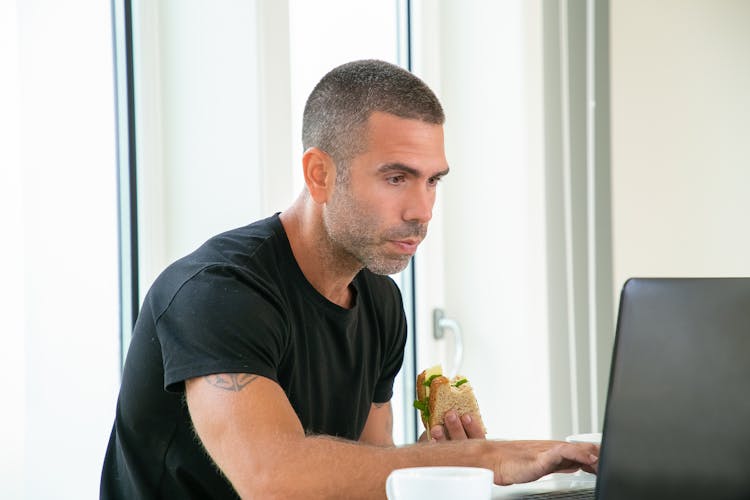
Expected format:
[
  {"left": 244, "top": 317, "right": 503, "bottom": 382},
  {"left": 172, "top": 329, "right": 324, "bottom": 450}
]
[{"left": 302, "top": 59, "right": 444, "bottom": 177}]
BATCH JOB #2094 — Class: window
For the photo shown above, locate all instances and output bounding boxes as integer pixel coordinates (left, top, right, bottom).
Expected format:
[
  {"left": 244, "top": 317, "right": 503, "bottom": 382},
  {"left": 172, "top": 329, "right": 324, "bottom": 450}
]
[{"left": 1, "top": 1, "right": 121, "bottom": 497}]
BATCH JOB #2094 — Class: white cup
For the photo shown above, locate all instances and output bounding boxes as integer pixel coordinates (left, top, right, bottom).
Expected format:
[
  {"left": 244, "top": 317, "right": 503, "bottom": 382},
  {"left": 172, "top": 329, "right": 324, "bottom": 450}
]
[
  {"left": 385, "top": 466, "right": 493, "bottom": 500},
  {"left": 564, "top": 432, "right": 602, "bottom": 445}
]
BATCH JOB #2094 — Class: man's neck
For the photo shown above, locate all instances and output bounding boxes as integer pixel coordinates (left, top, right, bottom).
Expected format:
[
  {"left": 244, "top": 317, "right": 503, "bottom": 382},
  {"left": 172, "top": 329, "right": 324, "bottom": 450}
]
[{"left": 279, "top": 196, "right": 361, "bottom": 309}]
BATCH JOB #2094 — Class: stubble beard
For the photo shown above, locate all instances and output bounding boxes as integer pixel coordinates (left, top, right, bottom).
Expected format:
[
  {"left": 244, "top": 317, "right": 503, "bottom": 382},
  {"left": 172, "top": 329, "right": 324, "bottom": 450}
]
[{"left": 323, "top": 182, "right": 427, "bottom": 276}]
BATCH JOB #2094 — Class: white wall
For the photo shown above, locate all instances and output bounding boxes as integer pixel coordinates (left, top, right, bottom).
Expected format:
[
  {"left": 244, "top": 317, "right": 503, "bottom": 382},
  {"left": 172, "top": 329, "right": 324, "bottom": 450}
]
[
  {"left": 611, "top": 0, "right": 750, "bottom": 297},
  {"left": 0, "top": 1, "right": 121, "bottom": 498},
  {"left": 0, "top": 2, "right": 25, "bottom": 497}
]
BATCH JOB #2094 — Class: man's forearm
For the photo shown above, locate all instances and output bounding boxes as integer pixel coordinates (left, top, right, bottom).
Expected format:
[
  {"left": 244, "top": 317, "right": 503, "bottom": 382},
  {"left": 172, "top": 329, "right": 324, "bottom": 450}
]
[{"left": 235, "top": 435, "right": 492, "bottom": 499}]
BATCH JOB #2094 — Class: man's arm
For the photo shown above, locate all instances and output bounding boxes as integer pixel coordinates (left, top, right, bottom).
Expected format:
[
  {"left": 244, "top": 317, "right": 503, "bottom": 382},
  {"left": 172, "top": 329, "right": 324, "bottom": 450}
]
[
  {"left": 359, "top": 402, "right": 395, "bottom": 447},
  {"left": 186, "top": 374, "right": 599, "bottom": 499}
]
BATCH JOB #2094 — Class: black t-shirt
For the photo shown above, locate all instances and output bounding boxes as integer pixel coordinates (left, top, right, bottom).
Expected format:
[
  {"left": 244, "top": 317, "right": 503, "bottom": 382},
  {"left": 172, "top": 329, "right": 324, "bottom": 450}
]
[{"left": 100, "top": 214, "right": 407, "bottom": 499}]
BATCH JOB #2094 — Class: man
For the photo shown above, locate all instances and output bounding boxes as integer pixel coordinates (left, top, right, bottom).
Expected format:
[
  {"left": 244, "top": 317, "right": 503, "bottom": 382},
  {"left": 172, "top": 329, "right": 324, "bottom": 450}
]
[{"left": 101, "top": 59, "right": 598, "bottom": 499}]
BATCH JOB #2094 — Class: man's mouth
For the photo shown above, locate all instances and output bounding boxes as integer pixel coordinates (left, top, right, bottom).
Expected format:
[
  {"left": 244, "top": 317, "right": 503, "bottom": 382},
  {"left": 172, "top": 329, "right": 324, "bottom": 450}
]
[
  {"left": 388, "top": 238, "right": 421, "bottom": 254},
  {"left": 383, "top": 223, "right": 427, "bottom": 255}
]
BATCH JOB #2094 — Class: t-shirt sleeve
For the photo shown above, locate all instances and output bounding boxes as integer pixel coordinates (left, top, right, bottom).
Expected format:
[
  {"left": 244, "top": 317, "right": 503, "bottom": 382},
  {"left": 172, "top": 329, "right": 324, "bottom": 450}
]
[
  {"left": 372, "top": 280, "right": 408, "bottom": 403},
  {"left": 155, "top": 265, "right": 288, "bottom": 392}
]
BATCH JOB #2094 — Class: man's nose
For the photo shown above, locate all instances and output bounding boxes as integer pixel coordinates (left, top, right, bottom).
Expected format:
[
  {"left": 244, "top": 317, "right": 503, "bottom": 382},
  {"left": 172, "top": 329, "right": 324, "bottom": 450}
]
[{"left": 403, "top": 186, "right": 434, "bottom": 224}]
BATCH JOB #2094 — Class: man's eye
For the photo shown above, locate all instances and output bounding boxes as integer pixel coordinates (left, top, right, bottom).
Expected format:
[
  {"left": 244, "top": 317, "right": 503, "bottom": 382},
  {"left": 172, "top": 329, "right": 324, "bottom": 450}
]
[
  {"left": 387, "top": 175, "right": 405, "bottom": 185},
  {"left": 427, "top": 176, "right": 443, "bottom": 186}
]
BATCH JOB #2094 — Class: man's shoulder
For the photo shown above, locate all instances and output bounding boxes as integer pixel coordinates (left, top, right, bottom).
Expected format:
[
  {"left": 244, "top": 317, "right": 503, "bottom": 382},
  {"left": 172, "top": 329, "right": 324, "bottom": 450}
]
[
  {"left": 202, "top": 213, "right": 285, "bottom": 259},
  {"left": 144, "top": 214, "right": 291, "bottom": 312},
  {"left": 169, "top": 213, "right": 284, "bottom": 273}
]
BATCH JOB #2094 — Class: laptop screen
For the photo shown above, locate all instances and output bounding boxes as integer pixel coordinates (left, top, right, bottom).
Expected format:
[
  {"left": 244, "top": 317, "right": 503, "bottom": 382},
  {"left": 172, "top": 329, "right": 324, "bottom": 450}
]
[{"left": 595, "top": 278, "right": 750, "bottom": 500}]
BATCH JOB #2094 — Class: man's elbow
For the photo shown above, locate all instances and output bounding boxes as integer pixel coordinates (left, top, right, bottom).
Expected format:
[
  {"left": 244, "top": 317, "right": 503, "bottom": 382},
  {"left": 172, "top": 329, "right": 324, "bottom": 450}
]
[
  {"left": 224, "top": 454, "right": 300, "bottom": 499},
  {"left": 229, "top": 468, "right": 284, "bottom": 499}
]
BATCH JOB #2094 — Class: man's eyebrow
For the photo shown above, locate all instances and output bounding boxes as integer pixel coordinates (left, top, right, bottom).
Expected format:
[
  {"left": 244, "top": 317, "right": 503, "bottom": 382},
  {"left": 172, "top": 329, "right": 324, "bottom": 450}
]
[{"left": 376, "top": 163, "right": 451, "bottom": 178}]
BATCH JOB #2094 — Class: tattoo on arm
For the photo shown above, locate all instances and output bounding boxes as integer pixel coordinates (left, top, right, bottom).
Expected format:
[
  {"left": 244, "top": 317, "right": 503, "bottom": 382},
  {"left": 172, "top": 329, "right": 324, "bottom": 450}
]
[{"left": 204, "top": 373, "right": 259, "bottom": 392}]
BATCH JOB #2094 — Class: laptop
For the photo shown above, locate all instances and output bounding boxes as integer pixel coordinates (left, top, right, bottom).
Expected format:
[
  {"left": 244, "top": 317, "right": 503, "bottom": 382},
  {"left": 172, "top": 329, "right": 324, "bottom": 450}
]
[{"left": 494, "top": 277, "right": 750, "bottom": 499}]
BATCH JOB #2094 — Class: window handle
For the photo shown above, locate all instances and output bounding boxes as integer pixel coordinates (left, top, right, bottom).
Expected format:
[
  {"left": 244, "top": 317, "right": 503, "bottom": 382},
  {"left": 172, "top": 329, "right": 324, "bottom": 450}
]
[{"left": 432, "top": 308, "right": 463, "bottom": 378}]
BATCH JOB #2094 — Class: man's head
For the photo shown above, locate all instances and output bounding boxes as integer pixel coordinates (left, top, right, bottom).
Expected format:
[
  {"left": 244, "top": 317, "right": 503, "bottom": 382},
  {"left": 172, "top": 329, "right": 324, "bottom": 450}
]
[
  {"left": 302, "top": 59, "right": 445, "bottom": 181},
  {"left": 301, "top": 60, "right": 449, "bottom": 276}
]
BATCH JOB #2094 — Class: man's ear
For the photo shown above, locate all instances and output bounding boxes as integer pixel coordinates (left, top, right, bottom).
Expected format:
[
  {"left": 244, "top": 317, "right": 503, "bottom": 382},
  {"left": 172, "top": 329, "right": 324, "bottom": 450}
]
[{"left": 302, "top": 147, "right": 336, "bottom": 204}]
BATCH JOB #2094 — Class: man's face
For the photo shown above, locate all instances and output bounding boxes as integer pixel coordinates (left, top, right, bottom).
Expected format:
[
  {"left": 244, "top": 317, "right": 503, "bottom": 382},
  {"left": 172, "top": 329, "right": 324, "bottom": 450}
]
[{"left": 323, "top": 111, "right": 449, "bottom": 275}]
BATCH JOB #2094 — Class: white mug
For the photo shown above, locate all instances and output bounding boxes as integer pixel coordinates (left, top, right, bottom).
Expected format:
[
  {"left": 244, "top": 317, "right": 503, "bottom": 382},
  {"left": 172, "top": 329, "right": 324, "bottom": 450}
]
[
  {"left": 565, "top": 432, "right": 602, "bottom": 445},
  {"left": 385, "top": 466, "right": 493, "bottom": 500}
]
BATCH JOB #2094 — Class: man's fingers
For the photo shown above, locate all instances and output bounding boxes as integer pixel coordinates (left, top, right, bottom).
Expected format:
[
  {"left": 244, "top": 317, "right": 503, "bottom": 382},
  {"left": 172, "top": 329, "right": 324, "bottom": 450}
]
[
  {"left": 543, "top": 443, "right": 599, "bottom": 473},
  {"left": 581, "top": 462, "right": 598, "bottom": 474},
  {"left": 430, "top": 412, "right": 485, "bottom": 442},
  {"left": 430, "top": 425, "right": 446, "bottom": 441},
  {"left": 461, "top": 413, "right": 486, "bottom": 439},
  {"left": 443, "top": 411, "right": 468, "bottom": 440}
]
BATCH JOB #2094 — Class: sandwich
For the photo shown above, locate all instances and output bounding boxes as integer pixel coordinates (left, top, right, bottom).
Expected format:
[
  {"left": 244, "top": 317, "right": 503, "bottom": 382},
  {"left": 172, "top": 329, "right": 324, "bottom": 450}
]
[{"left": 413, "top": 364, "right": 486, "bottom": 438}]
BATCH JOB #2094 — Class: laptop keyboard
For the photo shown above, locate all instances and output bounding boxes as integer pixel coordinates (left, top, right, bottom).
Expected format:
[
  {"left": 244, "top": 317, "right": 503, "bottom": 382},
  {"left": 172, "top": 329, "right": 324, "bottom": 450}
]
[{"left": 509, "top": 489, "right": 595, "bottom": 500}]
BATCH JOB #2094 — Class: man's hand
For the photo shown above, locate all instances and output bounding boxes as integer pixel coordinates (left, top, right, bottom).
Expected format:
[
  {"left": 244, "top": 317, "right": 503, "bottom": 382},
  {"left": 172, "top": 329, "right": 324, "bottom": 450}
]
[
  {"left": 418, "top": 410, "right": 486, "bottom": 441},
  {"left": 492, "top": 441, "right": 600, "bottom": 485}
]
